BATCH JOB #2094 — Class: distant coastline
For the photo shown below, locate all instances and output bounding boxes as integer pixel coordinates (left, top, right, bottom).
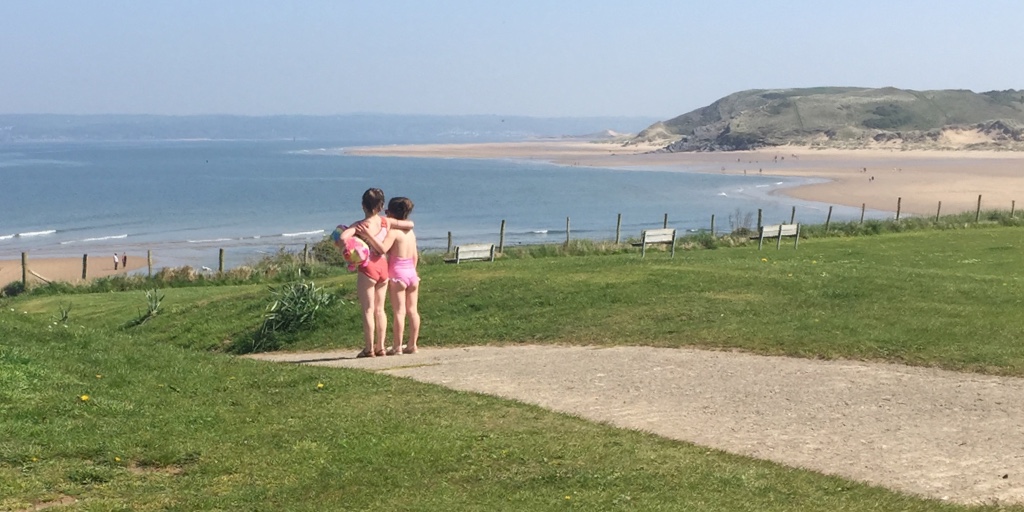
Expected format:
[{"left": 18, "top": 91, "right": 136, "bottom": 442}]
[{"left": 346, "top": 141, "right": 1024, "bottom": 217}]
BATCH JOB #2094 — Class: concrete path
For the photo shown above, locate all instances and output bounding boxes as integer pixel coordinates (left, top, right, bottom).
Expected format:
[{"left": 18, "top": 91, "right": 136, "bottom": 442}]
[{"left": 249, "top": 345, "right": 1024, "bottom": 504}]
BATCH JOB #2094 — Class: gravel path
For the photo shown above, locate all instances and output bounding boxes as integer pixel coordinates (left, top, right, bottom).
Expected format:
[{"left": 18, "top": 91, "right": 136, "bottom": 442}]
[{"left": 248, "top": 345, "right": 1024, "bottom": 504}]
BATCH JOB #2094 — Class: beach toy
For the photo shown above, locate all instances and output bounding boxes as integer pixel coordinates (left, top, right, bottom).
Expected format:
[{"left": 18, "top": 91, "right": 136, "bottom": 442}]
[
  {"left": 330, "top": 225, "right": 345, "bottom": 248},
  {"left": 341, "top": 236, "right": 370, "bottom": 271}
]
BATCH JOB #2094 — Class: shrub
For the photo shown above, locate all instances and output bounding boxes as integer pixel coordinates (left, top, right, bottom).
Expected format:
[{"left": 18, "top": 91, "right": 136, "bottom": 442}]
[
  {"left": 249, "top": 281, "right": 337, "bottom": 353},
  {"left": 311, "top": 237, "right": 346, "bottom": 267},
  {"left": 728, "top": 208, "right": 756, "bottom": 236},
  {"left": 1, "top": 281, "right": 26, "bottom": 297},
  {"left": 686, "top": 232, "right": 720, "bottom": 250}
]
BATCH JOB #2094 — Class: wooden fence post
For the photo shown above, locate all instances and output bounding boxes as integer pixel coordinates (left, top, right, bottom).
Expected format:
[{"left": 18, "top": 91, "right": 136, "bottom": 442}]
[
  {"left": 21, "top": 252, "right": 27, "bottom": 287},
  {"left": 499, "top": 220, "right": 506, "bottom": 253},
  {"left": 976, "top": 194, "right": 982, "bottom": 222},
  {"left": 303, "top": 244, "right": 309, "bottom": 265},
  {"left": 936, "top": 201, "right": 942, "bottom": 222},
  {"left": 860, "top": 203, "right": 865, "bottom": 224},
  {"left": 789, "top": 206, "right": 796, "bottom": 224},
  {"left": 147, "top": 250, "right": 153, "bottom": 277},
  {"left": 615, "top": 213, "right": 622, "bottom": 244},
  {"left": 565, "top": 217, "right": 570, "bottom": 246},
  {"left": 663, "top": 213, "right": 668, "bottom": 229},
  {"left": 82, "top": 254, "right": 88, "bottom": 280},
  {"left": 710, "top": 214, "right": 716, "bottom": 236},
  {"left": 447, "top": 232, "right": 452, "bottom": 253},
  {"left": 218, "top": 248, "right": 225, "bottom": 273},
  {"left": 757, "top": 208, "right": 763, "bottom": 229},
  {"left": 896, "top": 197, "right": 902, "bottom": 221},
  {"left": 825, "top": 206, "right": 833, "bottom": 232},
  {"left": 1012, "top": 200, "right": 1016, "bottom": 218}
]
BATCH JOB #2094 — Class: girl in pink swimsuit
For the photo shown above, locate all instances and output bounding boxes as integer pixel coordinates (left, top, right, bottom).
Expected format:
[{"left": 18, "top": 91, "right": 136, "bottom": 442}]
[
  {"left": 340, "top": 188, "right": 390, "bottom": 358},
  {"left": 360, "top": 197, "right": 421, "bottom": 355}
]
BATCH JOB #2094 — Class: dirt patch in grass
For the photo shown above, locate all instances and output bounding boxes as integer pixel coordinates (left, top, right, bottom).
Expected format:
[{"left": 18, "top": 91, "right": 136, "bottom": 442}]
[
  {"left": 15, "top": 495, "right": 77, "bottom": 511},
  {"left": 250, "top": 345, "right": 1024, "bottom": 505}
]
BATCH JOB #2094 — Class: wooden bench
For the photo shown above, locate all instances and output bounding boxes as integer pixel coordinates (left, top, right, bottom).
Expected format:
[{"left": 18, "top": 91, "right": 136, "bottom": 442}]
[
  {"left": 756, "top": 223, "right": 800, "bottom": 250},
  {"left": 445, "top": 243, "right": 496, "bottom": 264},
  {"left": 635, "top": 228, "right": 677, "bottom": 258}
]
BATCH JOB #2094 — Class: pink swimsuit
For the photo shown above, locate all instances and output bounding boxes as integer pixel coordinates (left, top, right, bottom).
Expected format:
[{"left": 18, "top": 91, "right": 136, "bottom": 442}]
[
  {"left": 388, "top": 257, "right": 419, "bottom": 287},
  {"left": 359, "top": 219, "right": 389, "bottom": 283}
]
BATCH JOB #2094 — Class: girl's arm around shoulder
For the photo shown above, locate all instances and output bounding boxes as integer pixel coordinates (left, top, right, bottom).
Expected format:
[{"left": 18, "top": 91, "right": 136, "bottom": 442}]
[
  {"left": 357, "top": 223, "right": 397, "bottom": 254},
  {"left": 389, "top": 218, "right": 414, "bottom": 230}
]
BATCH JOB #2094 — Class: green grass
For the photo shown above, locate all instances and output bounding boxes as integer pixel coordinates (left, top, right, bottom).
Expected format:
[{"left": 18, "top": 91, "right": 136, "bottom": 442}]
[{"left": 2, "top": 226, "right": 1024, "bottom": 509}]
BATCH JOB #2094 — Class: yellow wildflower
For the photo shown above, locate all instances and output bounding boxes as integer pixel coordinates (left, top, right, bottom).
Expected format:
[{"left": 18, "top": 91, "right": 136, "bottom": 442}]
[
  {"left": 96, "top": 374, "right": 102, "bottom": 379},
  {"left": 760, "top": 258, "right": 768, "bottom": 262},
  {"left": 316, "top": 382, "right": 325, "bottom": 389},
  {"left": 79, "top": 395, "right": 90, "bottom": 402}
]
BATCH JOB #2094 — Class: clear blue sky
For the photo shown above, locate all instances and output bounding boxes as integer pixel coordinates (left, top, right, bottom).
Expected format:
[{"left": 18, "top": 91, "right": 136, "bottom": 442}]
[{"left": 1, "top": 0, "right": 1021, "bottom": 118}]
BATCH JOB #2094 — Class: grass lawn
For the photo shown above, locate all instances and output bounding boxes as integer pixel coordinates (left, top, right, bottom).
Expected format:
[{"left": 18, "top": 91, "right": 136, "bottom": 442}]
[{"left": 2, "top": 226, "right": 1022, "bottom": 510}]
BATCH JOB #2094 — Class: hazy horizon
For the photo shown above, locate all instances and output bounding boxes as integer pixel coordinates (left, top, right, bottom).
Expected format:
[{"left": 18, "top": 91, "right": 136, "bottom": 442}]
[{"left": 2, "top": 1, "right": 1023, "bottom": 118}]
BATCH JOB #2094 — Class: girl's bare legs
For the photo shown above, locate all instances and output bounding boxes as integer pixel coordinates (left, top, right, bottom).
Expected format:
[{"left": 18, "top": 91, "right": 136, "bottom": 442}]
[
  {"left": 356, "top": 272, "right": 377, "bottom": 356},
  {"left": 373, "top": 279, "right": 388, "bottom": 356},
  {"left": 389, "top": 282, "right": 407, "bottom": 354},
  {"left": 404, "top": 283, "right": 420, "bottom": 353}
]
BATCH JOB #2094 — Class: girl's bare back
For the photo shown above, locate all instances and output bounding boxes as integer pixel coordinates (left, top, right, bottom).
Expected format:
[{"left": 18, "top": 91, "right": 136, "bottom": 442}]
[{"left": 389, "top": 228, "right": 417, "bottom": 259}]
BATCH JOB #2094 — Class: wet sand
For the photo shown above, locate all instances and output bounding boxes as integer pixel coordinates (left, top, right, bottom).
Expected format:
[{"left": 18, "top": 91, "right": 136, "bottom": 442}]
[
  {"left": 0, "top": 254, "right": 148, "bottom": 288},
  {"left": 346, "top": 141, "right": 1024, "bottom": 216}
]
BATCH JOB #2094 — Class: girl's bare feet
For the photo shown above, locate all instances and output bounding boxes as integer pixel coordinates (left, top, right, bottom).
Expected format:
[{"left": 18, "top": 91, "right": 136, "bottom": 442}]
[
  {"left": 404, "top": 344, "right": 418, "bottom": 354},
  {"left": 386, "top": 346, "right": 403, "bottom": 356}
]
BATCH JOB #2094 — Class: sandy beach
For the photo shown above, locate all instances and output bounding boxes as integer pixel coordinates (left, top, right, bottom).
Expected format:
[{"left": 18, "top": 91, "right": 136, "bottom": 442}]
[
  {"left": 347, "top": 141, "right": 1024, "bottom": 217},
  {"left": 0, "top": 254, "right": 148, "bottom": 288},
  {"left": 6, "top": 142, "right": 1021, "bottom": 290}
]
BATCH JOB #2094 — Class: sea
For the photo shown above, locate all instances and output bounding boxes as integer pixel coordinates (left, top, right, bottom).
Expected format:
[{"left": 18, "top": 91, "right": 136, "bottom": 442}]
[{"left": 0, "top": 139, "right": 889, "bottom": 270}]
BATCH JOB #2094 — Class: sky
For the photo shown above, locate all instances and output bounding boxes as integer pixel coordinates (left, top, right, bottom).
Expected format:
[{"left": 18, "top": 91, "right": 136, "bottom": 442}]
[{"left": 1, "top": 1, "right": 1022, "bottom": 118}]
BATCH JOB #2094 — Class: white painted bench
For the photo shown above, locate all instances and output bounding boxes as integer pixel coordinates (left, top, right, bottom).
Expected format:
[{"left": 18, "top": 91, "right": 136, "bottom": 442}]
[
  {"left": 445, "top": 243, "right": 496, "bottom": 264},
  {"left": 756, "top": 223, "right": 800, "bottom": 250},
  {"left": 635, "top": 228, "right": 677, "bottom": 258}
]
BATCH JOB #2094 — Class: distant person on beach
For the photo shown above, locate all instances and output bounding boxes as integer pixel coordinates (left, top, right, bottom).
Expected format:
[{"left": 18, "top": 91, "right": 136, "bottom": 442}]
[
  {"left": 359, "top": 196, "right": 420, "bottom": 355},
  {"left": 121, "top": 253, "right": 127, "bottom": 269},
  {"left": 113, "top": 253, "right": 119, "bottom": 270}
]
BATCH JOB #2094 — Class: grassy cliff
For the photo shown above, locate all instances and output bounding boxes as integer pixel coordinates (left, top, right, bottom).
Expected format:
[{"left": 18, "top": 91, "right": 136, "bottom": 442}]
[{"left": 633, "top": 87, "right": 1024, "bottom": 151}]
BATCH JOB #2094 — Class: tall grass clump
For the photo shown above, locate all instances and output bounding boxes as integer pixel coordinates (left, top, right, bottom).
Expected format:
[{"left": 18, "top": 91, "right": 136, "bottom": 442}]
[
  {"left": 13, "top": 247, "right": 347, "bottom": 298},
  {"left": 124, "top": 288, "right": 164, "bottom": 327},
  {"left": 801, "top": 209, "right": 1024, "bottom": 238},
  {"left": 728, "top": 208, "right": 757, "bottom": 237},
  {"left": 247, "top": 281, "right": 338, "bottom": 353},
  {"left": 499, "top": 239, "right": 637, "bottom": 259}
]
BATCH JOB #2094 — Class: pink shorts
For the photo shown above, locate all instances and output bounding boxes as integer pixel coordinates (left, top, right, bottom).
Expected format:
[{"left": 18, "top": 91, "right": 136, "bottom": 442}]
[{"left": 388, "top": 257, "right": 419, "bottom": 288}]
